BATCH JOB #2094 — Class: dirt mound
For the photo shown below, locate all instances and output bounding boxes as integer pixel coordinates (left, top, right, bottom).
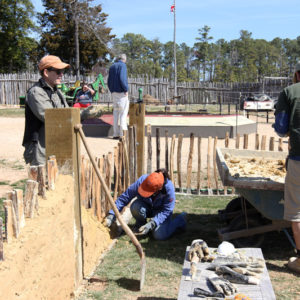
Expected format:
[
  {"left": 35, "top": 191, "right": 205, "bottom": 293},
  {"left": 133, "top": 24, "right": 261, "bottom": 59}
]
[{"left": 143, "top": 94, "right": 160, "bottom": 105}]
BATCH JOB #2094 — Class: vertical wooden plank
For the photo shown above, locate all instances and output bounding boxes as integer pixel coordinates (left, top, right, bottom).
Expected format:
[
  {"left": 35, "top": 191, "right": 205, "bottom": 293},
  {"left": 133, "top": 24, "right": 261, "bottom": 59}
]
[
  {"left": 0, "top": 217, "right": 3, "bottom": 260},
  {"left": 129, "top": 103, "right": 145, "bottom": 177},
  {"left": 95, "top": 158, "right": 101, "bottom": 221},
  {"left": 133, "top": 125, "right": 137, "bottom": 181},
  {"left": 91, "top": 157, "right": 97, "bottom": 215},
  {"left": 80, "top": 156, "right": 86, "bottom": 207},
  {"left": 156, "top": 128, "right": 160, "bottom": 170},
  {"left": 213, "top": 137, "right": 219, "bottom": 195},
  {"left": 147, "top": 124, "right": 152, "bottom": 174},
  {"left": 122, "top": 137, "right": 130, "bottom": 189},
  {"left": 84, "top": 159, "right": 90, "bottom": 208},
  {"left": 3, "top": 200, "right": 17, "bottom": 241},
  {"left": 169, "top": 134, "right": 176, "bottom": 183},
  {"left": 255, "top": 133, "right": 260, "bottom": 150},
  {"left": 106, "top": 152, "right": 113, "bottom": 213},
  {"left": 37, "top": 165, "right": 46, "bottom": 199},
  {"left": 235, "top": 133, "right": 240, "bottom": 149},
  {"left": 186, "top": 133, "right": 194, "bottom": 194},
  {"left": 165, "top": 130, "right": 169, "bottom": 171},
  {"left": 47, "top": 159, "right": 55, "bottom": 190},
  {"left": 128, "top": 126, "right": 135, "bottom": 184},
  {"left": 14, "top": 189, "right": 25, "bottom": 229},
  {"left": 99, "top": 157, "right": 105, "bottom": 218},
  {"left": 243, "top": 134, "right": 248, "bottom": 149},
  {"left": 261, "top": 135, "right": 266, "bottom": 151},
  {"left": 225, "top": 132, "right": 229, "bottom": 148},
  {"left": 207, "top": 136, "right": 212, "bottom": 194},
  {"left": 24, "top": 180, "right": 38, "bottom": 218},
  {"left": 118, "top": 142, "right": 123, "bottom": 196},
  {"left": 113, "top": 146, "right": 119, "bottom": 201},
  {"left": 196, "top": 137, "right": 201, "bottom": 195},
  {"left": 278, "top": 138, "right": 283, "bottom": 151},
  {"left": 177, "top": 134, "right": 183, "bottom": 192},
  {"left": 269, "top": 137, "right": 275, "bottom": 151}
]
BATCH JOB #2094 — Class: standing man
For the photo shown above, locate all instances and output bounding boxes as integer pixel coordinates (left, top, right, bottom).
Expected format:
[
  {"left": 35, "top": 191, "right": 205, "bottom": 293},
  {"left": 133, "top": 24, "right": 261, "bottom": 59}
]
[
  {"left": 22, "top": 55, "right": 70, "bottom": 166},
  {"left": 274, "top": 61, "right": 300, "bottom": 273},
  {"left": 107, "top": 54, "right": 129, "bottom": 139}
]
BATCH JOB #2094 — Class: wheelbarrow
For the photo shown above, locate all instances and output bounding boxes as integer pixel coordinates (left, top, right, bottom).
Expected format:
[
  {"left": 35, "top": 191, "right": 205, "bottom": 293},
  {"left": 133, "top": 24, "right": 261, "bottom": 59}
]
[{"left": 216, "top": 147, "right": 294, "bottom": 248}]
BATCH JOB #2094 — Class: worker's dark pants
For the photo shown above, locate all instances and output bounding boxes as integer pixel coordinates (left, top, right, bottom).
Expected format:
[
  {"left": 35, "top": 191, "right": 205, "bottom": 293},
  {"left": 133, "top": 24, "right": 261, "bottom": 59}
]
[{"left": 130, "top": 199, "right": 186, "bottom": 240}]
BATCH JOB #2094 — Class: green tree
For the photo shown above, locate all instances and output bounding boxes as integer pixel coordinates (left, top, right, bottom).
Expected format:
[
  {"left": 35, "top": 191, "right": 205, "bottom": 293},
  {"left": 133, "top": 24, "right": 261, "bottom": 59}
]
[
  {"left": 0, "top": 0, "right": 38, "bottom": 72},
  {"left": 38, "top": 0, "right": 114, "bottom": 74}
]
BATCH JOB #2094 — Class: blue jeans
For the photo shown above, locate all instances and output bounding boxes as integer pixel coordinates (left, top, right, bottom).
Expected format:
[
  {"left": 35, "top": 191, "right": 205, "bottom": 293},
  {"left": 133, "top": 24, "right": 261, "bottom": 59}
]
[{"left": 130, "top": 199, "right": 187, "bottom": 240}]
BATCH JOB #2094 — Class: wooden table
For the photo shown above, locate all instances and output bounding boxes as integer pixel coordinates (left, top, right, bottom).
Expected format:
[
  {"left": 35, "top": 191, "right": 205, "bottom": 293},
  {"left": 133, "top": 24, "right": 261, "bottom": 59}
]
[{"left": 177, "top": 247, "right": 276, "bottom": 300}]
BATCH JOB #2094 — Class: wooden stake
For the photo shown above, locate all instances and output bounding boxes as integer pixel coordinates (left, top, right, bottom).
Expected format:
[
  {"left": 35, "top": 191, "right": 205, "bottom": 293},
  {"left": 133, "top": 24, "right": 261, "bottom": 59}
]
[
  {"left": 113, "top": 146, "right": 119, "bottom": 201},
  {"left": 261, "top": 135, "right": 266, "bottom": 151},
  {"left": 243, "top": 134, "right": 248, "bottom": 149},
  {"left": 213, "top": 137, "right": 219, "bottom": 195},
  {"left": 278, "top": 138, "right": 283, "bottom": 151},
  {"left": 207, "top": 136, "right": 212, "bottom": 194},
  {"left": 156, "top": 128, "right": 160, "bottom": 170},
  {"left": 169, "top": 134, "right": 176, "bottom": 183},
  {"left": 177, "top": 134, "right": 183, "bottom": 192},
  {"left": 14, "top": 189, "right": 25, "bottom": 229},
  {"left": 255, "top": 133, "right": 260, "bottom": 150},
  {"left": 3, "top": 200, "right": 17, "bottom": 241},
  {"left": 133, "top": 125, "right": 137, "bottom": 181},
  {"left": 37, "top": 165, "right": 46, "bottom": 199},
  {"left": 47, "top": 159, "right": 55, "bottom": 190},
  {"left": 95, "top": 158, "right": 101, "bottom": 221},
  {"left": 235, "top": 133, "right": 240, "bottom": 149},
  {"left": 0, "top": 218, "right": 3, "bottom": 260},
  {"left": 122, "top": 137, "right": 130, "bottom": 189},
  {"left": 146, "top": 124, "right": 152, "bottom": 174},
  {"left": 186, "top": 133, "right": 194, "bottom": 193},
  {"left": 225, "top": 132, "right": 229, "bottom": 148},
  {"left": 128, "top": 126, "right": 135, "bottom": 184},
  {"left": 80, "top": 156, "right": 86, "bottom": 206},
  {"left": 106, "top": 152, "right": 113, "bottom": 214},
  {"left": 165, "top": 130, "right": 169, "bottom": 171},
  {"left": 269, "top": 136, "right": 275, "bottom": 151},
  {"left": 24, "top": 180, "right": 38, "bottom": 218},
  {"left": 196, "top": 137, "right": 202, "bottom": 195}
]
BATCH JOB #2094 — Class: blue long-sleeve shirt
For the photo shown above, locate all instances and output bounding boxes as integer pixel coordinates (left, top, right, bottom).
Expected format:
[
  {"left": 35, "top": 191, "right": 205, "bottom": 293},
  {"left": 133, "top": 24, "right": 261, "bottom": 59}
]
[
  {"left": 107, "top": 60, "right": 128, "bottom": 93},
  {"left": 109, "top": 174, "right": 176, "bottom": 226}
]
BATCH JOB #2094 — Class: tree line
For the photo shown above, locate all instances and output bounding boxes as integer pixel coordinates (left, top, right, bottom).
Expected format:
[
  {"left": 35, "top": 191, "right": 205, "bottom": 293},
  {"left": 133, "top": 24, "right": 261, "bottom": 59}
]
[{"left": 1, "top": 0, "right": 300, "bottom": 83}]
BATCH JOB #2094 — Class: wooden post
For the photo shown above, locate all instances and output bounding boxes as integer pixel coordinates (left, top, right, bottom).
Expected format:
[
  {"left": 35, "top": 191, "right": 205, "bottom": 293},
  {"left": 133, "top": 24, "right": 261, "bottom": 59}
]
[
  {"left": 156, "top": 128, "right": 160, "bottom": 170},
  {"left": 99, "top": 157, "right": 105, "bottom": 218},
  {"left": 14, "top": 189, "right": 25, "bottom": 229},
  {"left": 261, "top": 135, "right": 266, "bottom": 151},
  {"left": 24, "top": 180, "right": 38, "bottom": 218},
  {"left": 255, "top": 133, "right": 260, "bottom": 150},
  {"left": 95, "top": 158, "right": 101, "bottom": 221},
  {"left": 213, "top": 137, "right": 219, "bottom": 195},
  {"left": 235, "top": 133, "right": 240, "bottom": 149},
  {"left": 118, "top": 142, "right": 123, "bottom": 195},
  {"left": 177, "top": 134, "right": 183, "bottom": 192},
  {"left": 133, "top": 125, "right": 137, "bottom": 181},
  {"left": 243, "top": 134, "right": 248, "bottom": 149},
  {"left": 47, "top": 159, "right": 56, "bottom": 191},
  {"left": 113, "top": 146, "right": 119, "bottom": 201},
  {"left": 106, "top": 152, "right": 113, "bottom": 213},
  {"left": 278, "top": 138, "right": 283, "bottom": 151},
  {"left": 3, "top": 200, "right": 17, "bottom": 241},
  {"left": 147, "top": 124, "right": 152, "bottom": 174},
  {"left": 196, "top": 137, "right": 201, "bottom": 195},
  {"left": 45, "top": 108, "right": 83, "bottom": 287},
  {"left": 165, "top": 130, "right": 169, "bottom": 171},
  {"left": 207, "top": 136, "right": 212, "bottom": 194},
  {"left": 225, "top": 132, "right": 229, "bottom": 148},
  {"left": 269, "top": 137, "right": 275, "bottom": 151},
  {"left": 129, "top": 103, "right": 145, "bottom": 177},
  {"left": 80, "top": 157, "right": 86, "bottom": 207},
  {"left": 128, "top": 126, "right": 135, "bottom": 184},
  {"left": 38, "top": 165, "right": 46, "bottom": 199},
  {"left": 0, "top": 218, "right": 3, "bottom": 260},
  {"left": 186, "top": 133, "right": 194, "bottom": 194},
  {"left": 169, "top": 134, "right": 176, "bottom": 183},
  {"left": 122, "top": 137, "right": 130, "bottom": 190}
]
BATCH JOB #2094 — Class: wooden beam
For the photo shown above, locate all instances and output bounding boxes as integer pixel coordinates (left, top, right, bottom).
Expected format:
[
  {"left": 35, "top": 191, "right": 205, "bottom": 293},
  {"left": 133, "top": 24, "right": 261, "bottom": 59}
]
[{"left": 177, "top": 134, "right": 183, "bottom": 192}]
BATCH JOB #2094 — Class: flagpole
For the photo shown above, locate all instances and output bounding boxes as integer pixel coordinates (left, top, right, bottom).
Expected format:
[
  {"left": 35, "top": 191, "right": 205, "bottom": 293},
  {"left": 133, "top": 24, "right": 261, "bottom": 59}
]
[{"left": 173, "top": 0, "right": 177, "bottom": 100}]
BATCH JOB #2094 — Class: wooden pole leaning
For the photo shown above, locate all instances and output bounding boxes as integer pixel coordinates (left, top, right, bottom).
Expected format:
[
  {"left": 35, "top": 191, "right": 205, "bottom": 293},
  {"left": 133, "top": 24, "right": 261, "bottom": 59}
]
[{"left": 74, "top": 124, "right": 146, "bottom": 290}]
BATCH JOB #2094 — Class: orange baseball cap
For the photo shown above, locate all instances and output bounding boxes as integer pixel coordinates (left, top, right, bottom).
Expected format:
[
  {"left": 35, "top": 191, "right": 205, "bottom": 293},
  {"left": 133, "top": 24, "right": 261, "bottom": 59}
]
[
  {"left": 138, "top": 172, "right": 164, "bottom": 198},
  {"left": 38, "top": 55, "right": 70, "bottom": 71}
]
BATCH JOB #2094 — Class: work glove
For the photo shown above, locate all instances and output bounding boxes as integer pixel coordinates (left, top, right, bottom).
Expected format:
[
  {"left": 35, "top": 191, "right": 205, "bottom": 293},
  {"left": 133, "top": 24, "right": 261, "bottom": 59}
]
[
  {"left": 193, "top": 287, "right": 224, "bottom": 298},
  {"left": 208, "top": 274, "right": 237, "bottom": 296},
  {"left": 105, "top": 214, "right": 116, "bottom": 228},
  {"left": 188, "top": 239, "right": 214, "bottom": 263},
  {"left": 138, "top": 220, "right": 156, "bottom": 235}
]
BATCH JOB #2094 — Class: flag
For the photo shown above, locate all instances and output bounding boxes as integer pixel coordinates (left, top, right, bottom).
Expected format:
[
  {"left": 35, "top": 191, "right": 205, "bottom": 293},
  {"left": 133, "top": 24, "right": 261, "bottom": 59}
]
[{"left": 170, "top": 4, "right": 175, "bottom": 12}]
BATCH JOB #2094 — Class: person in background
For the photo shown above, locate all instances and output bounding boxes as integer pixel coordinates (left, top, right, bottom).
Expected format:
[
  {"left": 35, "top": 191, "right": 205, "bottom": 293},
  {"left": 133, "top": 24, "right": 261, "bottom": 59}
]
[
  {"left": 22, "top": 55, "right": 70, "bottom": 166},
  {"left": 105, "top": 168, "right": 187, "bottom": 240},
  {"left": 107, "top": 53, "right": 129, "bottom": 139},
  {"left": 273, "top": 61, "right": 300, "bottom": 274},
  {"left": 73, "top": 83, "right": 95, "bottom": 108}
]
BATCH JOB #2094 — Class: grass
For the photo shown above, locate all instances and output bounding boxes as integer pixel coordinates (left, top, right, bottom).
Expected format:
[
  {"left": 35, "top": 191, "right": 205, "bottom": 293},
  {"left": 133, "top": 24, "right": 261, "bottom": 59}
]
[
  {"left": 78, "top": 194, "right": 299, "bottom": 300},
  {"left": 0, "top": 108, "right": 24, "bottom": 117}
]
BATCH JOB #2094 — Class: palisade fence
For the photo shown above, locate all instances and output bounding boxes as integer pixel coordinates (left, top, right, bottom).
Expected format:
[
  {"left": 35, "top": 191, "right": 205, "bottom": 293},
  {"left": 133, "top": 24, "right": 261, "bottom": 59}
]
[{"left": 0, "top": 73, "right": 291, "bottom": 106}]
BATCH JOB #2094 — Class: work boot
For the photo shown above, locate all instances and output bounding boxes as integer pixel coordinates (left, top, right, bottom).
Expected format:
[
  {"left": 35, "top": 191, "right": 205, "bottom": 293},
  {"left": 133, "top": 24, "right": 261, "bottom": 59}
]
[{"left": 287, "top": 257, "right": 300, "bottom": 273}]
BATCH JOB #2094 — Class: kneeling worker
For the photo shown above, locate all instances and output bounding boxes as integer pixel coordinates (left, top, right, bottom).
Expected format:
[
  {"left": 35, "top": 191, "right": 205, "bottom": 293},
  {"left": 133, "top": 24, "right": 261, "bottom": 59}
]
[{"left": 105, "top": 168, "right": 187, "bottom": 240}]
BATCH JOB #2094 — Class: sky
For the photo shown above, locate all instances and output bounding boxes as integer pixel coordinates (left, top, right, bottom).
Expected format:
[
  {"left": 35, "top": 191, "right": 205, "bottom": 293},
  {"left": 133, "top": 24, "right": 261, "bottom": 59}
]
[{"left": 31, "top": 0, "right": 300, "bottom": 46}]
